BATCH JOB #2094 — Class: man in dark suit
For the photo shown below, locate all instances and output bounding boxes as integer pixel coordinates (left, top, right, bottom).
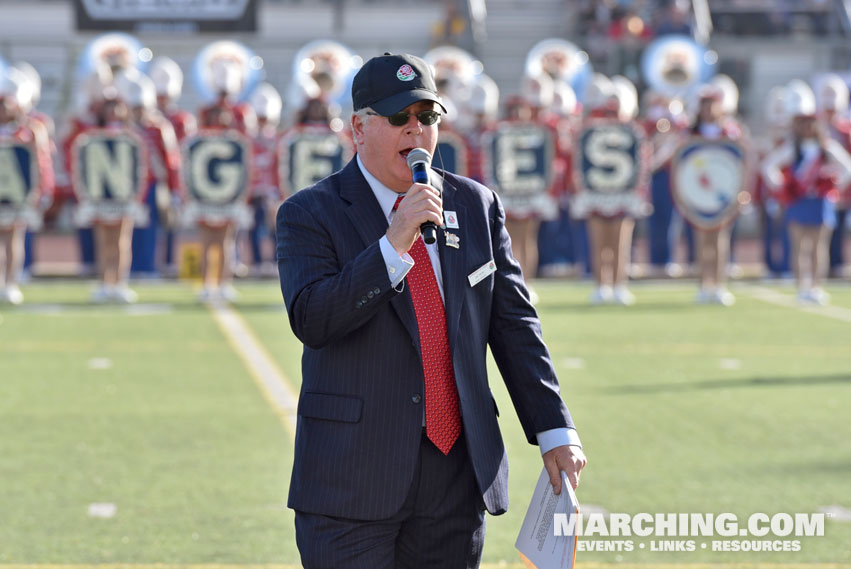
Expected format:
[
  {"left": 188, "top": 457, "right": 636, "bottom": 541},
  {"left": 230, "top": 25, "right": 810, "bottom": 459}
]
[{"left": 276, "top": 53, "right": 586, "bottom": 569}]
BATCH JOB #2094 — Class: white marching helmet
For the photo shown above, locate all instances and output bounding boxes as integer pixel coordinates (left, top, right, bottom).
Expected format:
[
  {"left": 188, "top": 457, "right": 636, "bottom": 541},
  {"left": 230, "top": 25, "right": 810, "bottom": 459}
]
[
  {"left": 211, "top": 60, "right": 242, "bottom": 97},
  {"left": 292, "top": 39, "right": 358, "bottom": 101},
  {"left": 711, "top": 74, "right": 739, "bottom": 116},
  {"left": 468, "top": 73, "right": 499, "bottom": 117},
  {"left": 584, "top": 73, "right": 617, "bottom": 111},
  {"left": 13, "top": 61, "right": 41, "bottom": 110},
  {"left": 765, "top": 86, "right": 788, "bottom": 127},
  {"left": 813, "top": 72, "right": 849, "bottom": 113},
  {"left": 611, "top": 75, "right": 638, "bottom": 120},
  {"left": 149, "top": 57, "right": 184, "bottom": 101},
  {"left": 114, "top": 69, "right": 156, "bottom": 109},
  {"left": 521, "top": 73, "right": 554, "bottom": 109},
  {"left": 525, "top": 38, "right": 586, "bottom": 83},
  {"left": 250, "top": 82, "right": 283, "bottom": 125},
  {"left": 550, "top": 81, "right": 578, "bottom": 117},
  {"left": 785, "top": 79, "right": 817, "bottom": 118},
  {"left": 0, "top": 66, "right": 35, "bottom": 111}
]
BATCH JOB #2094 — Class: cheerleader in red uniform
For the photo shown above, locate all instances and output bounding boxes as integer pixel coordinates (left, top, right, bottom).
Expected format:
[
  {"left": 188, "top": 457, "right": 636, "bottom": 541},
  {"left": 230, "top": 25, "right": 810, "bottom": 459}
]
[
  {"left": 687, "top": 84, "right": 747, "bottom": 306},
  {"left": 502, "top": 73, "right": 561, "bottom": 288},
  {"left": 0, "top": 66, "right": 54, "bottom": 305},
  {"left": 196, "top": 64, "right": 254, "bottom": 301},
  {"left": 576, "top": 74, "right": 648, "bottom": 305},
  {"left": 762, "top": 80, "right": 851, "bottom": 304}
]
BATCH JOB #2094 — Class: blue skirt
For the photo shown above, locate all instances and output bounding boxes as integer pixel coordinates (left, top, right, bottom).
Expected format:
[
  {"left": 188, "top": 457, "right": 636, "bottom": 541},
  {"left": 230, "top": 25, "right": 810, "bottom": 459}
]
[{"left": 786, "top": 197, "right": 836, "bottom": 228}]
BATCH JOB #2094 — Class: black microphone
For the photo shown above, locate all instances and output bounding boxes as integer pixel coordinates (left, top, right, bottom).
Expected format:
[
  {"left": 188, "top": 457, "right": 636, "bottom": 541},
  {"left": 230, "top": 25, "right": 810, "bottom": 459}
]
[{"left": 406, "top": 147, "right": 439, "bottom": 245}]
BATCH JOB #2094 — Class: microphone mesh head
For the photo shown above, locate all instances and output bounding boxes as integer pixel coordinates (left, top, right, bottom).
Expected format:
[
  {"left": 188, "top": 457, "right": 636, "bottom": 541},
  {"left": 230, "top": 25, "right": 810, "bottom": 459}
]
[{"left": 406, "top": 147, "right": 432, "bottom": 168}]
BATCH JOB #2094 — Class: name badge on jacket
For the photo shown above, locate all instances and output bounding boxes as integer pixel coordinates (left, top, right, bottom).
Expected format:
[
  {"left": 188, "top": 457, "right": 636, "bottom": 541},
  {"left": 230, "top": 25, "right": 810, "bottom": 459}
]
[{"left": 468, "top": 260, "right": 496, "bottom": 287}]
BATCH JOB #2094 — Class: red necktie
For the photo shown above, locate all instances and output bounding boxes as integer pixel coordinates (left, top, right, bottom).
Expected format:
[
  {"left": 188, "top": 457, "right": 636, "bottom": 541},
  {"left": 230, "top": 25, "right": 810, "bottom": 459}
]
[{"left": 393, "top": 196, "right": 461, "bottom": 455}]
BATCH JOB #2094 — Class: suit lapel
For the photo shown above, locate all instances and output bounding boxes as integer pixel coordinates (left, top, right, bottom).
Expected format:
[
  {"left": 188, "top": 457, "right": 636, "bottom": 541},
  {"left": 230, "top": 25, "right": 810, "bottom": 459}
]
[
  {"left": 340, "top": 158, "right": 390, "bottom": 249},
  {"left": 432, "top": 170, "right": 467, "bottom": 350},
  {"left": 340, "top": 157, "right": 420, "bottom": 347}
]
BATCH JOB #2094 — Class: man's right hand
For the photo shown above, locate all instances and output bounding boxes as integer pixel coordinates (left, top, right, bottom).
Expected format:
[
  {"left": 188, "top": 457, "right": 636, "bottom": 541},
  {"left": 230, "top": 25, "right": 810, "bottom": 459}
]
[{"left": 386, "top": 183, "right": 443, "bottom": 255}]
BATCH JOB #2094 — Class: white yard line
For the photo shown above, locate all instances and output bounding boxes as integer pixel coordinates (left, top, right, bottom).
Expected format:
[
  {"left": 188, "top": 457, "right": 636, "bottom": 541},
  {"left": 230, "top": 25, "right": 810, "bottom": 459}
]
[
  {"left": 743, "top": 285, "right": 851, "bottom": 324},
  {"left": 208, "top": 301, "right": 298, "bottom": 441}
]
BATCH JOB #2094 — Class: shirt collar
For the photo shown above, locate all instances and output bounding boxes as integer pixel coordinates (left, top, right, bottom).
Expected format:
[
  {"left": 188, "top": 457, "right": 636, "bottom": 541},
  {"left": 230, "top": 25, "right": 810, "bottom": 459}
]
[{"left": 357, "top": 154, "right": 405, "bottom": 223}]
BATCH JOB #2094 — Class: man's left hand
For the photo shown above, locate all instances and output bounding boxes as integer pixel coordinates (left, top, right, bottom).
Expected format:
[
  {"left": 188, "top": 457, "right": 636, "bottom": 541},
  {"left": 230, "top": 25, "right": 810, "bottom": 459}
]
[{"left": 543, "top": 445, "right": 587, "bottom": 495}]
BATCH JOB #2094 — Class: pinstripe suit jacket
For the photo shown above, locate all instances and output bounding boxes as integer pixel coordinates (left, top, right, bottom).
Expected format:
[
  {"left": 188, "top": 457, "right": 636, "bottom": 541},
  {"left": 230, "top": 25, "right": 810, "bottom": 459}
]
[{"left": 276, "top": 157, "right": 574, "bottom": 520}]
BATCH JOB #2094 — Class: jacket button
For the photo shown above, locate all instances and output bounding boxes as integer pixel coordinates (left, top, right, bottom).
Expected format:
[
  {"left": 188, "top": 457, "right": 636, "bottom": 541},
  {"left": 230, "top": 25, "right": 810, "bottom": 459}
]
[
  {"left": 361, "top": 296, "right": 368, "bottom": 304},
  {"left": 367, "top": 291, "right": 374, "bottom": 299},
  {"left": 373, "top": 287, "right": 380, "bottom": 294},
  {"left": 355, "top": 301, "right": 362, "bottom": 309},
  {"left": 411, "top": 394, "right": 421, "bottom": 404}
]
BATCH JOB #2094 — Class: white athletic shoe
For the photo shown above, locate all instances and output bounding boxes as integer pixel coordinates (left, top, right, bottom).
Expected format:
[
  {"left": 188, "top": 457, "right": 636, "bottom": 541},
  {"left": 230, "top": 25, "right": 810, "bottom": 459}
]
[
  {"left": 0, "top": 286, "right": 24, "bottom": 305},
  {"left": 219, "top": 284, "right": 239, "bottom": 303},
  {"left": 612, "top": 285, "right": 636, "bottom": 306},
  {"left": 91, "top": 285, "right": 113, "bottom": 304},
  {"left": 198, "top": 287, "right": 216, "bottom": 303},
  {"left": 713, "top": 288, "right": 735, "bottom": 307},
  {"left": 695, "top": 288, "right": 713, "bottom": 304},
  {"left": 799, "top": 288, "right": 829, "bottom": 305},
  {"left": 113, "top": 285, "right": 138, "bottom": 304},
  {"left": 590, "top": 285, "right": 614, "bottom": 305}
]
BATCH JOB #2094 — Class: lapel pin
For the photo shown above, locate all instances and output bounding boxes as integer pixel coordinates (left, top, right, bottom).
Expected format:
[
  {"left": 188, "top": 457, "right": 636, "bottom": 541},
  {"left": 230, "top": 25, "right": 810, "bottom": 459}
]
[
  {"left": 445, "top": 231, "right": 460, "bottom": 249},
  {"left": 444, "top": 210, "right": 459, "bottom": 229}
]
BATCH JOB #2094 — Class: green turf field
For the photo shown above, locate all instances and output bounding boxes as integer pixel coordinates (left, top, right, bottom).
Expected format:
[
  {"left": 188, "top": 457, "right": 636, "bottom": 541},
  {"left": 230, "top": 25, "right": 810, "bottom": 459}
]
[{"left": 1, "top": 279, "right": 850, "bottom": 567}]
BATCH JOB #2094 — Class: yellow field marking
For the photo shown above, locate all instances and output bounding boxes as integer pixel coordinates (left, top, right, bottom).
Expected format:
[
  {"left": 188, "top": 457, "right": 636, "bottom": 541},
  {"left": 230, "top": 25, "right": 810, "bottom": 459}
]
[{"left": 208, "top": 300, "right": 298, "bottom": 441}]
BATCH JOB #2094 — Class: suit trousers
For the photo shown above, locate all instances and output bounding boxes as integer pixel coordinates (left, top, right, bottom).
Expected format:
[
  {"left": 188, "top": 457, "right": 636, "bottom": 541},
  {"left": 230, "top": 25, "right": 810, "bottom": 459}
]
[{"left": 294, "top": 431, "right": 486, "bottom": 569}]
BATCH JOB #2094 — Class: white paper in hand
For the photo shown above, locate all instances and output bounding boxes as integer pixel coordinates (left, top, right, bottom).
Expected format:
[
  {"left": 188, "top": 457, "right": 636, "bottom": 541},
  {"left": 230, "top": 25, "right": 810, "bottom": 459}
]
[{"left": 515, "top": 467, "right": 579, "bottom": 569}]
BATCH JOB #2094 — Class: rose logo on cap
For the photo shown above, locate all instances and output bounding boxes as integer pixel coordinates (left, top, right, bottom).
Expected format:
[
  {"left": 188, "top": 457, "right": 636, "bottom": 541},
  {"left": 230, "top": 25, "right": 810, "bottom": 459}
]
[{"left": 396, "top": 64, "right": 417, "bottom": 82}]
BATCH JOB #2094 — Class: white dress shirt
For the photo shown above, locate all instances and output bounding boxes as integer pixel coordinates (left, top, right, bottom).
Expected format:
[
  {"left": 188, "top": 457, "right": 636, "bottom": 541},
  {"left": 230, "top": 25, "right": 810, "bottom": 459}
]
[{"left": 356, "top": 156, "right": 581, "bottom": 453}]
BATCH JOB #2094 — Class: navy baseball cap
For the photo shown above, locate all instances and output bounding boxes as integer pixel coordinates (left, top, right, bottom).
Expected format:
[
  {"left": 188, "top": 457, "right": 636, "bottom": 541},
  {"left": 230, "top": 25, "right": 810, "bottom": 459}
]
[{"left": 352, "top": 53, "right": 447, "bottom": 116}]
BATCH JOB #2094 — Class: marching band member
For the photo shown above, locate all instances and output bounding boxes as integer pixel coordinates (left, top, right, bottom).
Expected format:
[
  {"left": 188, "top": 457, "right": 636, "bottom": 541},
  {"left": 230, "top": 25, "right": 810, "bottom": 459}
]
[
  {"left": 423, "top": 45, "right": 477, "bottom": 131},
  {"left": 813, "top": 73, "right": 851, "bottom": 278},
  {"left": 150, "top": 57, "right": 197, "bottom": 142},
  {"left": 195, "top": 41, "right": 259, "bottom": 137},
  {"left": 643, "top": 89, "right": 688, "bottom": 277},
  {"left": 198, "top": 61, "right": 257, "bottom": 136},
  {"left": 687, "top": 84, "right": 745, "bottom": 306},
  {"left": 762, "top": 80, "right": 851, "bottom": 304},
  {"left": 506, "top": 73, "right": 559, "bottom": 287},
  {"left": 193, "top": 41, "right": 261, "bottom": 300},
  {"left": 59, "top": 62, "right": 114, "bottom": 278},
  {"left": 14, "top": 61, "right": 56, "bottom": 277},
  {"left": 150, "top": 56, "right": 196, "bottom": 275},
  {"left": 0, "top": 66, "right": 53, "bottom": 304},
  {"left": 116, "top": 70, "right": 182, "bottom": 279},
  {"left": 578, "top": 74, "right": 646, "bottom": 305},
  {"left": 465, "top": 73, "right": 499, "bottom": 184},
  {"left": 755, "top": 86, "right": 791, "bottom": 276},
  {"left": 72, "top": 89, "right": 137, "bottom": 302},
  {"left": 538, "top": 80, "right": 583, "bottom": 277},
  {"left": 248, "top": 82, "right": 283, "bottom": 275},
  {"left": 711, "top": 73, "right": 748, "bottom": 278}
]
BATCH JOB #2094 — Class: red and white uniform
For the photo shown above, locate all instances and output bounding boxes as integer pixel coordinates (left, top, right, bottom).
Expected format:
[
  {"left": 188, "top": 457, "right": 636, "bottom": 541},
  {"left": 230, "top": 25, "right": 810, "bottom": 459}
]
[
  {"left": 0, "top": 117, "right": 54, "bottom": 228},
  {"left": 250, "top": 124, "right": 282, "bottom": 201},
  {"left": 163, "top": 108, "right": 197, "bottom": 144},
  {"left": 762, "top": 138, "right": 851, "bottom": 204},
  {"left": 198, "top": 99, "right": 257, "bottom": 137}
]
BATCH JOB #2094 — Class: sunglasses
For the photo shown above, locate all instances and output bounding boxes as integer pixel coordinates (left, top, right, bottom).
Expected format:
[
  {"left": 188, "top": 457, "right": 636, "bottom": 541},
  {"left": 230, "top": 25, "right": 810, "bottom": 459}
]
[{"left": 366, "top": 110, "right": 442, "bottom": 127}]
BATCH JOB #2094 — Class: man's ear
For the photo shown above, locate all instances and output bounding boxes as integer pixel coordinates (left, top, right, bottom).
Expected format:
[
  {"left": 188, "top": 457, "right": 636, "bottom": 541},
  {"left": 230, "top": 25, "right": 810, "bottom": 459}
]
[{"left": 351, "top": 114, "right": 365, "bottom": 145}]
